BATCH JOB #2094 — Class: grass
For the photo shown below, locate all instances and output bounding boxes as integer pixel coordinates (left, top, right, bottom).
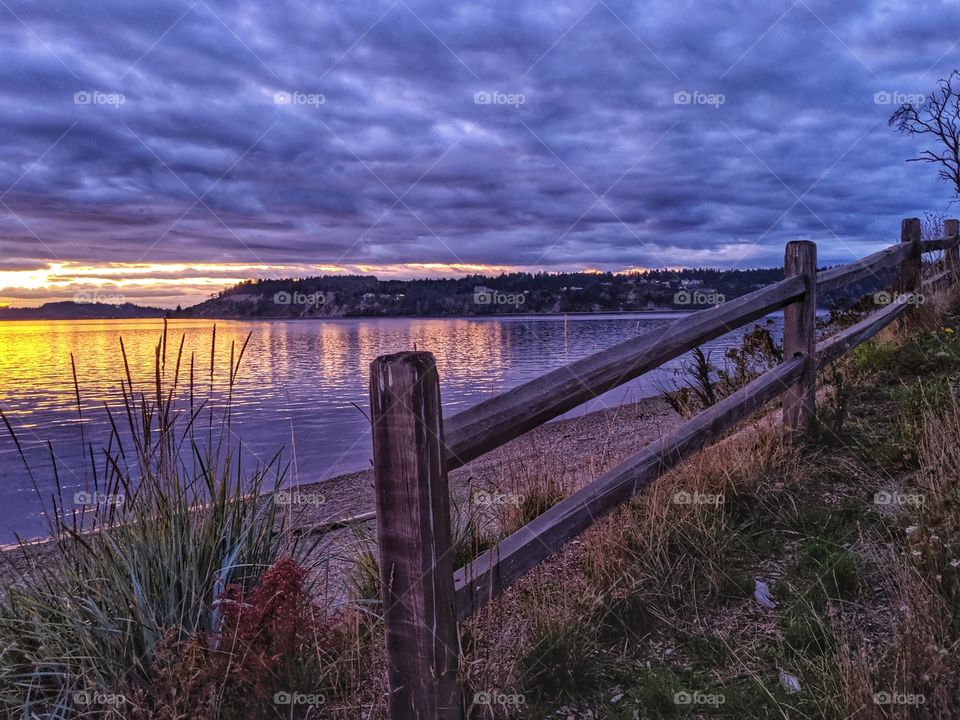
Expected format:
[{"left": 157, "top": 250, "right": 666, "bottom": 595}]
[
  {"left": 0, "top": 324, "right": 332, "bottom": 719},
  {"left": 3, "top": 284, "right": 960, "bottom": 718},
  {"left": 443, "top": 284, "right": 960, "bottom": 719}
]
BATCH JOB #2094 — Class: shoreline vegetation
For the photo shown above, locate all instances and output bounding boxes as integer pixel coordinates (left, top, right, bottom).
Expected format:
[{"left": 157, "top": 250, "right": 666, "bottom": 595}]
[
  {"left": 0, "top": 265, "right": 891, "bottom": 321},
  {"left": 1, "top": 285, "right": 959, "bottom": 718}
]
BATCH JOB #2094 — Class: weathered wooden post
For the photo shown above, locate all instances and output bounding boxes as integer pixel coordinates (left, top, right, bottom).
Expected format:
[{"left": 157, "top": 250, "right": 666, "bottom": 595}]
[
  {"left": 370, "top": 351, "right": 461, "bottom": 720},
  {"left": 783, "top": 240, "right": 817, "bottom": 440},
  {"left": 898, "top": 218, "right": 922, "bottom": 295},
  {"left": 945, "top": 218, "right": 959, "bottom": 278}
]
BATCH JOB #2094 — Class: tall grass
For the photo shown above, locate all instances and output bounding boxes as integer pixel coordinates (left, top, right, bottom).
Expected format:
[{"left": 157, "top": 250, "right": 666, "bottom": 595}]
[{"left": 0, "top": 323, "right": 298, "bottom": 718}]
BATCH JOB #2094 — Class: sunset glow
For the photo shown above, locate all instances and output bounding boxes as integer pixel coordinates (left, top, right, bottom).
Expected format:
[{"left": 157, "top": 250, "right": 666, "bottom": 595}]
[{"left": 0, "top": 261, "right": 549, "bottom": 307}]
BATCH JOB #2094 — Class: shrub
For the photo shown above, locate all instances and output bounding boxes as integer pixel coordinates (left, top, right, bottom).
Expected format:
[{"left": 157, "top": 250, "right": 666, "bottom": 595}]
[
  {"left": 212, "top": 557, "right": 339, "bottom": 714},
  {"left": 660, "top": 323, "right": 783, "bottom": 415}
]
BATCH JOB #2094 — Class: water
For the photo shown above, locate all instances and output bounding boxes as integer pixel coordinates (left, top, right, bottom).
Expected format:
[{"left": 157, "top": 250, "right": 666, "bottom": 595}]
[{"left": 0, "top": 313, "right": 782, "bottom": 541}]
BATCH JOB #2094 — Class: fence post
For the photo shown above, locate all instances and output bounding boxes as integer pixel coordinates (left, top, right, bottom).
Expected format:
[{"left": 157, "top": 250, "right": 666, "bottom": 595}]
[
  {"left": 783, "top": 240, "right": 817, "bottom": 440},
  {"left": 898, "top": 217, "right": 922, "bottom": 294},
  {"left": 370, "top": 351, "right": 461, "bottom": 720},
  {"left": 945, "top": 218, "right": 959, "bottom": 278}
]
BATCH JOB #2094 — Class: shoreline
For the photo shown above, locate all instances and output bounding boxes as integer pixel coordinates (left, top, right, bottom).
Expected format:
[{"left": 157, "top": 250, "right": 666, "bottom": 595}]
[
  {"left": 276, "top": 393, "right": 682, "bottom": 534},
  {"left": 1, "top": 393, "right": 682, "bottom": 557}
]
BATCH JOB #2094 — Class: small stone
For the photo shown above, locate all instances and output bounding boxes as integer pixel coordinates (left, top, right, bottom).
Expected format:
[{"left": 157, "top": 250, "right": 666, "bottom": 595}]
[
  {"left": 754, "top": 579, "right": 777, "bottom": 609},
  {"left": 779, "top": 670, "right": 801, "bottom": 694}
]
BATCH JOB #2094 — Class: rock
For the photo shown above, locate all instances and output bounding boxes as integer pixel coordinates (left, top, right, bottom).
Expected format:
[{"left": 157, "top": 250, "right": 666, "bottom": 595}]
[
  {"left": 779, "top": 670, "right": 801, "bottom": 694},
  {"left": 754, "top": 579, "right": 777, "bottom": 609}
]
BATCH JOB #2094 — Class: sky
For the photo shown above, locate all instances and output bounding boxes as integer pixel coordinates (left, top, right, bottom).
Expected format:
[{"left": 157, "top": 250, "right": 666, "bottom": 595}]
[{"left": 0, "top": 0, "right": 957, "bottom": 308}]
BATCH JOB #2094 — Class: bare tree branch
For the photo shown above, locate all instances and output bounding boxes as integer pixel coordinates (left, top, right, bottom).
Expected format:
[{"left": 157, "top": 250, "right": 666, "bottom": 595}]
[{"left": 890, "top": 70, "right": 960, "bottom": 196}]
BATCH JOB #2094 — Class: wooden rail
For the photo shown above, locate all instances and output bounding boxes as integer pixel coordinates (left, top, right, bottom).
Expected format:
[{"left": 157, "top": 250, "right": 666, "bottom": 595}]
[
  {"left": 454, "top": 355, "right": 806, "bottom": 618},
  {"left": 442, "top": 274, "right": 805, "bottom": 469},
  {"left": 368, "top": 218, "right": 960, "bottom": 719}
]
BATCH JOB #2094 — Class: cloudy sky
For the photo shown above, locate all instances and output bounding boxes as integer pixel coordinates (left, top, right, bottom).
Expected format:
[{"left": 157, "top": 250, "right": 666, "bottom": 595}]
[{"left": 0, "top": 0, "right": 956, "bottom": 307}]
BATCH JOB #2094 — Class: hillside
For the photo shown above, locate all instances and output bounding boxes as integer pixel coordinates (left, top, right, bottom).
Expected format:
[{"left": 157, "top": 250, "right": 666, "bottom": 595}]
[
  {"left": 177, "top": 267, "right": 892, "bottom": 319},
  {"left": 0, "top": 301, "right": 165, "bottom": 321},
  {"left": 0, "top": 266, "right": 897, "bottom": 322}
]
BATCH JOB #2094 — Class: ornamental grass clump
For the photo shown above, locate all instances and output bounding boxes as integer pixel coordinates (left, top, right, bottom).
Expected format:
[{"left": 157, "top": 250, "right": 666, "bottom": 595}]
[{"left": 0, "top": 324, "right": 301, "bottom": 718}]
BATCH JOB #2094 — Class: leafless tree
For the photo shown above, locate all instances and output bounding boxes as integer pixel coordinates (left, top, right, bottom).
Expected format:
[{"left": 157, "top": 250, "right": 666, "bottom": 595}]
[
  {"left": 921, "top": 208, "right": 948, "bottom": 241},
  {"left": 890, "top": 70, "right": 960, "bottom": 196}
]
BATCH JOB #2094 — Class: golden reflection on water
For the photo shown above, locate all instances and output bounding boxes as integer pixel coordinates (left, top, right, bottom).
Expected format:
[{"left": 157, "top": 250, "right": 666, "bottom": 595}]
[
  {"left": 0, "top": 314, "right": 675, "bottom": 540},
  {"left": 0, "top": 318, "right": 520, "bottom": 414}
]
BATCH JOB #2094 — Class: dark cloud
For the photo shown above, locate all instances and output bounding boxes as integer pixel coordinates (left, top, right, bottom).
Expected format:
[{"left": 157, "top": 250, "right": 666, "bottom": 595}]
[{"left": 0, "top": 0, "right": 957, "bottom": 301}]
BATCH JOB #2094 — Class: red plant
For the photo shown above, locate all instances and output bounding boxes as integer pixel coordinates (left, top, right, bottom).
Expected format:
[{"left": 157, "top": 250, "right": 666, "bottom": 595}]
[{"left": 214, "top": 557, "right": 327, "bottom": 701}]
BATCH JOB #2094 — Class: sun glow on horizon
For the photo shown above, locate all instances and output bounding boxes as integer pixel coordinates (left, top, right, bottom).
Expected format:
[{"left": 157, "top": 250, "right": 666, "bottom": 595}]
[
  {"left": 0, "top": 260, "right": 685, "bottom": 309},
  {"left": 0, "top": 260, "right": 527, "bottom": 308}
]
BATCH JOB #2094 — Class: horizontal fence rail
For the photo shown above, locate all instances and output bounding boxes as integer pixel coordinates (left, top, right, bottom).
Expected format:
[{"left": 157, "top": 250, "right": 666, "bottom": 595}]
[
  {"left": 815, "top": 243, "right": 908, "bottom": 294},
  {"left": 442, "top": 275, "right": 806, "bottom": 469},
  {"left": 454, "top": 355, "right": 806, "bottom": 618},
  {"left": 369, "top": 217, "right": 960, "bottom": 719}
]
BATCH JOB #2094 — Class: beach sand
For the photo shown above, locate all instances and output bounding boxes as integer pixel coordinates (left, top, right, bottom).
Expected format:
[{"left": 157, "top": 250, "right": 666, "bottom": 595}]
[{"left": 280, "top": 394, "right": 682, "bottom": 603}]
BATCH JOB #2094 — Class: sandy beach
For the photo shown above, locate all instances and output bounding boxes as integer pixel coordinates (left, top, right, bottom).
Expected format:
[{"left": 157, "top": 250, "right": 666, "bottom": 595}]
[{"left": 277, "top": 394, "right": 682, "bottom": 601}]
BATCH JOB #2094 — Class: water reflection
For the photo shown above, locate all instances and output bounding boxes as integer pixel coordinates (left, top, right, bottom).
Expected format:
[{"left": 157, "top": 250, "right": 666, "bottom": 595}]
[{"left": 0, "top": 313, "right": 777, "bottom": 541}]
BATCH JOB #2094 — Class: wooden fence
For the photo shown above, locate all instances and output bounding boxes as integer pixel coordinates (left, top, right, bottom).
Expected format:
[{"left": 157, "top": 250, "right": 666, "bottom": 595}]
[{"left": 368, "top": 218, "right": 960, "bottom": 719}]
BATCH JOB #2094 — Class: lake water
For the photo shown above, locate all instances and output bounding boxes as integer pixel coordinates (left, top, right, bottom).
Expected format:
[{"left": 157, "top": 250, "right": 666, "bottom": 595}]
[{"left": 0, "top": 313, "right": 782, "bottom": 541}]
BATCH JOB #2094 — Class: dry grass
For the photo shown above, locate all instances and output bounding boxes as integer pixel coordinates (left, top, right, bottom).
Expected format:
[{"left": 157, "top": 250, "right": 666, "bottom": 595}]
[
  {"left": 10, "top": 285, "right": 960, "bottom": 718},
  {"left": 580, "top": 427, "right": 801, "bottom": 624},
  {"left": 429, "top": 284, "right": 960, "bottom": 719}
]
